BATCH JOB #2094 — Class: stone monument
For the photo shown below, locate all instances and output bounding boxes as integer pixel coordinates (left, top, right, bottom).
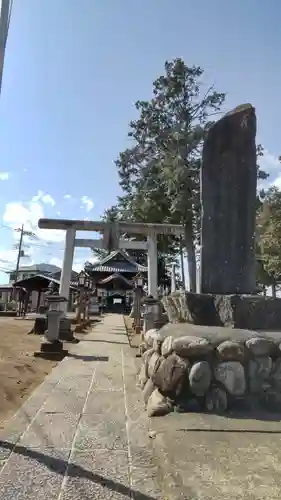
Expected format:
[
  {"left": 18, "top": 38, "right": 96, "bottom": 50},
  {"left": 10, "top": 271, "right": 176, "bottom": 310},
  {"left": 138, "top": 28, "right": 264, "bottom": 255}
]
[
  {"left": 200, "top": 103, "right": 257, "bottom": 295},
  {"left": 163, "top": 104, "right": 281, "bottom": 330}
]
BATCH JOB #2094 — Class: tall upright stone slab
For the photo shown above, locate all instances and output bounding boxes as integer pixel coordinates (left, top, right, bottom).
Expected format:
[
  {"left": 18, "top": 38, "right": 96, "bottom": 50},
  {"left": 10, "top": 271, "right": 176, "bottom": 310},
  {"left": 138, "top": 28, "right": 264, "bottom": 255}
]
[{"left": 200, "top": 104, "right": 257, "bottom": 294}]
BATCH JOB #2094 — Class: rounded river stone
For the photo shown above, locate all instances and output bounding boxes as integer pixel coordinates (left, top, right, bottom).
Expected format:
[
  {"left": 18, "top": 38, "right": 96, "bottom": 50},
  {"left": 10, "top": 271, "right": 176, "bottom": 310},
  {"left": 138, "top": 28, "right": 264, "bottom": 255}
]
[
  {"left": 205, "top": 387, "right": 228, "bottom": 413},
  {"left": 271, "top": 359, "right": 281, "bottom": 390},
  {"left": 214, "top": 361, "right": 246, "bottom": 396},
  {"left": 172, "top": 335, "right": 213, "bottom": 358},
  {"left": 189, "top": 361, "right": 212, "bottom": 396},
  {"left": 217, "top": 340, "right": 245, "bottom": 361},
  {"left": 248, "top": 356, "right": 273, "bottom": 393},
  {"left": 246, "top": 337, "right": 276, "bottom": 357},
  {"left": 161, "top": 336, "right": 174, "bottom": 357}
]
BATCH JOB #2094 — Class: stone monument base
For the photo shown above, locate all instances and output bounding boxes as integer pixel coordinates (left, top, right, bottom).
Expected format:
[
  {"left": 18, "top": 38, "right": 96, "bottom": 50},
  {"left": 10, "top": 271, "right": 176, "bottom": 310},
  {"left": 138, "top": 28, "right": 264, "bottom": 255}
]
[
  {"left": 34, "top": 339, "right": 68, "bottom": 360},
  {"left": 139, "top": 323, "right": 281, "bottom": 418},
  {"left": 165, "top": 292, "right": 281, "bottom": 330},
  {"left": 59, "top": 317, "right": 79, "bottom": 343}
]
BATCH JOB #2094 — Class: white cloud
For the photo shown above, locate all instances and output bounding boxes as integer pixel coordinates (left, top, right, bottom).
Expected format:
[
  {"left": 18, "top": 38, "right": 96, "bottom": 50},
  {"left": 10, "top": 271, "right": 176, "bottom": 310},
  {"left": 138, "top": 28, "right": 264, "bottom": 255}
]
[
  {"left": 80, "top": 195, "right": 94, "bottom": 212},
  {"left": 0, "top": 172, "right": 9, "bottom": 181},
  {"left": 273, "top": 175, "right": 281, "bottom": 189},
  {"left": 32, "top": 190, "right": 56, "bottom": 207},
  {"left": 259, "top": 150, "right": 280, "bottom": 174},
  {"left": 2, "top": 199, "right": 64, "bottom": 243},
  {"left": 0, "top": 248, "right": 20, "bottom": 268},
  {"left": 41, "top": 194, "right": 56, "bottom": 206},
  {"left": 64, "top": 194, "right": 72, "bottom": 200},
  {"left": 257, "top": 150, "right": 281, "bottom": 191},
  {"left": 23, "top": 168, "right": 28, "bottom": 173},
  {"left": 49, "top": 255, "right": 95, "bottom": 273}
]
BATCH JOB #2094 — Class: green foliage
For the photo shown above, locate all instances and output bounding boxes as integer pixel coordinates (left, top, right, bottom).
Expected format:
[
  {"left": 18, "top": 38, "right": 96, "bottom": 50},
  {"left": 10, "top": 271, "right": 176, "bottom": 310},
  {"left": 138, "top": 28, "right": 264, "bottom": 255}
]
[
  {"left": 115, "top": 60, "right": 225, "bottom": 232},
  {"left": 100, "top": 59, "right": 269, "bottom": 291},
  {"left": 257, "top": 186, "right": 281, "bottom": 282},
  {"left": 110, "top": 59, "right": 227, "bottom": 290},
  {"left": 256, "top": 144, "right": 269, "bottom": 182}
]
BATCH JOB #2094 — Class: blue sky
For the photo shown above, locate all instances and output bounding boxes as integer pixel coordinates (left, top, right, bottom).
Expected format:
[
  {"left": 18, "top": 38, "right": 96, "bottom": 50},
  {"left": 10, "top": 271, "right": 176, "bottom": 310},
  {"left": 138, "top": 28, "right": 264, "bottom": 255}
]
[{"left": 0, "top": 0, "right": 281, "bottom": 284}]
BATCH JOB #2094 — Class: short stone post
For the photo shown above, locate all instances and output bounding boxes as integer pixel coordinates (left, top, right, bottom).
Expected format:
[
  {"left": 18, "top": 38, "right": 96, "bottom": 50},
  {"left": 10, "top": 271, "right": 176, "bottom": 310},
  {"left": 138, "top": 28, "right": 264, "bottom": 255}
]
[
  {"left": 142, "top": 295, "right": 163, "bottom": 334},
  {"left": 34, "top": 295, "right": 68, "bottom": 359}
]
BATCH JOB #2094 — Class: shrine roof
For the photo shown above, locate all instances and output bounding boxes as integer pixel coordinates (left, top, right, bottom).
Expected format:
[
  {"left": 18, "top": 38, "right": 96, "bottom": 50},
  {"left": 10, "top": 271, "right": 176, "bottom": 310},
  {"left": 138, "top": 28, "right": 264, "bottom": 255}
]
[
  {"left": 91, "top": 249, "right": 147, "bottom": 274},
  {"left": 97, "top": 273, "right": 133, "bottom": 287},
  {"left": 13, "top": 274, "right": 78, "bottom": 291}
]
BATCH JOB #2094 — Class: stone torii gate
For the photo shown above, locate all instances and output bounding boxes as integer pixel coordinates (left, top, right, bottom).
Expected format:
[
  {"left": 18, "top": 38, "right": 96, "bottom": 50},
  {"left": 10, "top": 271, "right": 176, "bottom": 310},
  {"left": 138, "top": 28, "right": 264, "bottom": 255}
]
[{"left": 38, "top": 218, "right": 183, "bottom": 302}]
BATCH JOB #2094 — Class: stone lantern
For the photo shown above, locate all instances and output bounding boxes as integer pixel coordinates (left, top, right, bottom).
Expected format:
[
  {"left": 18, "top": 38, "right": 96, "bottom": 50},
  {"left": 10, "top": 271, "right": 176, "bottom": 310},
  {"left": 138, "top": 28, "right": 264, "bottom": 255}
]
[{"left": 34, "top": 294, "right": 68, "bottom": 359}]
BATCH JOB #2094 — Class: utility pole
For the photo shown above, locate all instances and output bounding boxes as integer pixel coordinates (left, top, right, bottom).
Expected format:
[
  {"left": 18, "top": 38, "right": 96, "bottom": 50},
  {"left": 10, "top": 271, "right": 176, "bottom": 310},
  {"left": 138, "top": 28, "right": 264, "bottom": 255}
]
[
  {"left": 14, "top": 224, "right": 24, "bottom": 284},
  {"left": 0, "top": 0, "right": 12, "bottom": 96},
  {"left": 13, "top": 225, "right": 35, "bottom": 283}
]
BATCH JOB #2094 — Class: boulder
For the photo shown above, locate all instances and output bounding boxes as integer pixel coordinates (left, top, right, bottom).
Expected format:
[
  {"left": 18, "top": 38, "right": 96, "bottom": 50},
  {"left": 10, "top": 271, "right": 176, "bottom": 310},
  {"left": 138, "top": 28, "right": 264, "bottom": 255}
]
[
  {"left": 248, "top": 356, "right": 273, "bottom": 393},
  {"left": 205, "top": 386, "right": 228, "bottom": 413},
  {"left": 270, "top": 359, "right": 281, "bottom": 390},
  {"left": 147, "top": 389, "right": 173, "bottom": 417},
  {"left": 246, "top": 337, "right": 276, "bottom": 357},
  {"left": 214, "top": 361, "right": 246, "bottom": 396},
  {"left": 153, "top": 337, "right": 162, "bottom": 354},
  {"left": 189, "top": 361, "right": 212, "bottom": 397},
  {"left": 158, "top": 322, "right": 261, "bottom": 346},
  {"left": 147, "top": 352, "right": 162, "bottom": 378},
  {"left": 142, "top": 348, "right": 155, "bottom": 378},
  {"left": 137, "top": 363, "right": 148, "bottom": 390},
  {"left": 143, "top": 379, "right": 156, "bottom": 405},
  {"left": 144, "top": 328, "right": 160, "bottom": 347},
  {"left": 172, "top": 335, "right": 213, "bottom": 358},
  {"left": 216, "top": 340, "right": 245, "bottom": 362},
  {"left": 161, "top": 336, "right": 174, "bottom": 357},
  {"left": 152, "top": 353, "right": 189, "bottom": 397}
]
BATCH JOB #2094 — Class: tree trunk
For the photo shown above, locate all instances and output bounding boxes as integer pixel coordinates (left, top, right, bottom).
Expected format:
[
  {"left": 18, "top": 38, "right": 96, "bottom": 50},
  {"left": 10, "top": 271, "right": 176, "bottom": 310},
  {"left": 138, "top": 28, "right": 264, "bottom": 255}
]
[
  {"left": 179, "top": 238, "right": 185, "bottom": 289},
  {"left": 184, "top": 223, "right": 196, "bottom": 293},
  {"left": 272, "top": 283, "right": 277, "bottom": 298}
]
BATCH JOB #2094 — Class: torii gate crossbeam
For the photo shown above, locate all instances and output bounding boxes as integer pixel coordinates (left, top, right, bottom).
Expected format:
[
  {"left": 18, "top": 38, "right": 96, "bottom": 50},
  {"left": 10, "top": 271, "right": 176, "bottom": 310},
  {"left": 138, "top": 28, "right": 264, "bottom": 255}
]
[{"left": 38, "top": 218, "right": 184, "bottom": 302}]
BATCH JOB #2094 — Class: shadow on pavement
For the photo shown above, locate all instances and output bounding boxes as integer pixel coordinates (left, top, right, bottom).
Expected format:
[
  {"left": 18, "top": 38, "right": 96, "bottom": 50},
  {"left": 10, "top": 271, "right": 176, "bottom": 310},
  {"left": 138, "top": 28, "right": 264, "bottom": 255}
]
[
  {"left": 0, "top": 440, "right": 158, "bottom": 500},
  {"left": 82, "top": 339, "right": 128, "bottom": 346},
  {"left": 67, "top": 354, "right": 109, "bottom": 362}
]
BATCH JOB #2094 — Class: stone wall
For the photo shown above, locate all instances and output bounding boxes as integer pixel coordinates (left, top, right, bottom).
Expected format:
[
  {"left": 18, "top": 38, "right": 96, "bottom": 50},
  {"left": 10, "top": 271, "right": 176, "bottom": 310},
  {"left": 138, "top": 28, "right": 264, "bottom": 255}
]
[
  {"left": 137, "top": 323, "right": 281, "bottom": 417},
  {"left": 164, "top": 291, "right": 281, "bottom": 330}
]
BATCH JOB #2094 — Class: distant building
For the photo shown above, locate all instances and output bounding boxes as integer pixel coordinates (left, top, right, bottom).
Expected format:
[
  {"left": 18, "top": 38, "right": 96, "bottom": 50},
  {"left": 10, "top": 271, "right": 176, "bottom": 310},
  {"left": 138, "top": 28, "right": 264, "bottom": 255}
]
[
  {"left": 88, "top": 249, "right": 147, "bottom": 311},
  {"left": 0, "top": 263, "right": 69, "bottom": 311},
  {"left": 7, "top": 263, "right": 61, "bottom": 283}
]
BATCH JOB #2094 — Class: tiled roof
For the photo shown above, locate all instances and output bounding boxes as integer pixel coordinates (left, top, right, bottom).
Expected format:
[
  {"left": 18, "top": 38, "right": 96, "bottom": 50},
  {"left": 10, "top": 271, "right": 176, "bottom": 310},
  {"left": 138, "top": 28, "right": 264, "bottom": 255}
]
[
  {"left": 14, "top": 274, "right": 78, "bottom": 289},
  {"left": 98, "top": 273, "right": 133, "bottom": 287},
  {"left": 92, "top": 264, "right": 146, "bottom": 274},
  {"left": 91, "top": 249, "right": 147, "bottom": 274},
  {"left": 7, "top": 263, "right": 61, "bottom": 274}
]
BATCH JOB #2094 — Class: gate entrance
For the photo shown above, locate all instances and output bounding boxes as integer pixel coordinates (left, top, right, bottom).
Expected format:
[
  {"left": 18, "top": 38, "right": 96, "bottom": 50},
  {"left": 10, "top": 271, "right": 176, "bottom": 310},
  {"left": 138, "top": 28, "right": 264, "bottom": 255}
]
[{"left": 38, "top": 218, "right": 184, "bottom": 304}]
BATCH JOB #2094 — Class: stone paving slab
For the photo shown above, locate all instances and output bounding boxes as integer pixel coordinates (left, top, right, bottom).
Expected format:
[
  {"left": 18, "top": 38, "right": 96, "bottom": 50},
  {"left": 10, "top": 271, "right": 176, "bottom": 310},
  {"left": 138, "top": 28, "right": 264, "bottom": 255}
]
[
  {"left": 150, "top": 410, "right": 281, "bottom": 499},
  {"left": 0, "top": 314, "right": 164, "bottom": 500}
]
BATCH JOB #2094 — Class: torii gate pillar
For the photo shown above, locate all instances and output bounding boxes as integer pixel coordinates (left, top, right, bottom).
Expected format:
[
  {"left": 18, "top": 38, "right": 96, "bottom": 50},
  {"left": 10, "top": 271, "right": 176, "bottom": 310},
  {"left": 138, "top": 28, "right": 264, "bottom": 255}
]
[
  {"left": 147, "top": 231, "right": 158, "bottom": 298},
  {"left": 59, "top": 228, "right": 76, "bottom": 310}
]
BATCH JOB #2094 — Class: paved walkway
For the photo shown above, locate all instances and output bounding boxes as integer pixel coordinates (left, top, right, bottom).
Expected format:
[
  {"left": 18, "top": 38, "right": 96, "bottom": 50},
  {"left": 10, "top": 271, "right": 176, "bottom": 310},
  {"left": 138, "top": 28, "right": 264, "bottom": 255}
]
[{"left": 0, "top": 315, "right": 163, "bottom": 500}]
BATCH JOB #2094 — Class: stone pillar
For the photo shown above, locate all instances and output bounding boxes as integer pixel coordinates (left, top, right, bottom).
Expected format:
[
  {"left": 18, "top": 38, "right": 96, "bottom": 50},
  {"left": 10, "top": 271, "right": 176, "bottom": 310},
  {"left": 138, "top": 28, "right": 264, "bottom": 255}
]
[
  {"left": 171, "top": 263, "right": 176, "bottom": 292},
  {"left": 200, "top": 104, "right": 257, "bottom": 295},
  {"left": 147, "top": 231, "right": 158, "bottom": 298},
  {"left": 59, "top": 228, "right": 76, "bottom": 311}
]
